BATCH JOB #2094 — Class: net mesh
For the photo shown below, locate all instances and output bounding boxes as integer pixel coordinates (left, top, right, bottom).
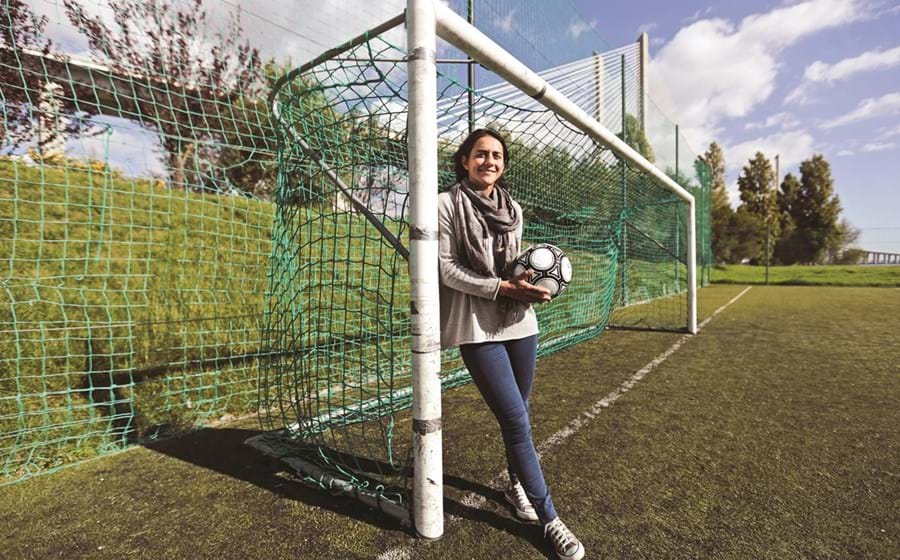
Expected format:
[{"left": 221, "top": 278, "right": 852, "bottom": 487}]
[
  {"left": 259, "top": 28, "right": 710, "bottom": 505},
  {"left": 1, "top": 0, "right": 710, "bottom": 490}
]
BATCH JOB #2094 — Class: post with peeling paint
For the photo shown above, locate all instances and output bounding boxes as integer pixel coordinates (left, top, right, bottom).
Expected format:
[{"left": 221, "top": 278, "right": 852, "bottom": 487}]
[{"left": 408, "top": 0, "right": 444, "bottom": 540}]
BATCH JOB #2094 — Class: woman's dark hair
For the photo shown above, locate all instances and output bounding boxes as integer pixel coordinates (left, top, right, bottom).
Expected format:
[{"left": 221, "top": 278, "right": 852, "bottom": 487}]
[{"left": 453, "top": 128, "right": 511, "bottom": 187}]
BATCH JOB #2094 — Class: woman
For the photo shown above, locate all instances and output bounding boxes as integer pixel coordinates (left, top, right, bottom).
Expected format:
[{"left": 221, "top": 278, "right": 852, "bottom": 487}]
[{"left": 438, "top": 128, "right": 585, "bottom": 560}]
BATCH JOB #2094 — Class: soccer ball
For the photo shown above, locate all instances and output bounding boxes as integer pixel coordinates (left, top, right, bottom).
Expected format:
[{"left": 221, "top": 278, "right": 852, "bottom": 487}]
[{"left": 511, "top": 243, "right": 573, "bottom": 299}]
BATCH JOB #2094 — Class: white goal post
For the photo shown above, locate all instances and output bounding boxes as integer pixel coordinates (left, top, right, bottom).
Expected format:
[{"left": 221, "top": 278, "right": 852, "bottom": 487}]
[{"left": 407, "top": 0, "right": 698, "bottom": 539}]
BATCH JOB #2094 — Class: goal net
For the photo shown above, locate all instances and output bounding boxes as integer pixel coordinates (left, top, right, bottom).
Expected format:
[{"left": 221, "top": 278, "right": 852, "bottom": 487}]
[{"left": 251, "top": 1, "right": 708, "bottom": 535}]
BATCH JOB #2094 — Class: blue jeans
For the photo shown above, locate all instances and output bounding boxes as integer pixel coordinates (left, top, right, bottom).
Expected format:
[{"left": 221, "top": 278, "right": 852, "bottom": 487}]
[{"left": 459, "top": 334, "right": 558, "bottom": 524}]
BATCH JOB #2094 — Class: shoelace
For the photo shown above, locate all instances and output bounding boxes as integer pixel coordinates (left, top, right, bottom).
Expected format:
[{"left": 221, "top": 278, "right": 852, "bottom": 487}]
[
  {"left": 545, "top": 518, "right": 577, "bottom": 552},
  {"left": 509, "top": 482, "right": 534, "bottom": 512}
]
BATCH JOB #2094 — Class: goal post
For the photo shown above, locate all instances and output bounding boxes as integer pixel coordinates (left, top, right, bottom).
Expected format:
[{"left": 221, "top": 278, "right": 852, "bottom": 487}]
[
  {"left": 413, "top": 0, "right": 698, "bottom": 534},
  {"left": 252, "top": 0, "right": 702, "bottom": 543},
  {"left": 407, "top": 0, "right": 444, "bottom": 540},
  {"left": 430, "top": 1, "right": 698, "bottom": 336},
  {"left": 407, "top": 0, "right": 699, "bottom": 538}
]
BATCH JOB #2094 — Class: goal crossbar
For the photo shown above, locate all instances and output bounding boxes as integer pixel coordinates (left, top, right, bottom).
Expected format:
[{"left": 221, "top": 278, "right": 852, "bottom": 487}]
[{"left": 431, "top": 1, "right": 697, "bottom": 335}]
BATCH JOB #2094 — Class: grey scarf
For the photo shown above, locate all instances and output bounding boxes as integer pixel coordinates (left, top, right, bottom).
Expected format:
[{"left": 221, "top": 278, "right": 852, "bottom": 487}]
[{"left": 451, "top": 180, "right": 521, "bottom": 279}]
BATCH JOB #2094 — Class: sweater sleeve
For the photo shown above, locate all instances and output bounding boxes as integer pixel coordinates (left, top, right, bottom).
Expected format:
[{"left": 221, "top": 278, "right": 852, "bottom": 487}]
[{"left": 438, "top": 193, "right": 502, "bottom": 300}]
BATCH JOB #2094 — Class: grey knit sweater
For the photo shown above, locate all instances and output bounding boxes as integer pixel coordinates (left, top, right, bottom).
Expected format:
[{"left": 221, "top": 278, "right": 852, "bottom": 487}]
[{"left": 438, "top": 190, "right": 539, "bottom": 348}]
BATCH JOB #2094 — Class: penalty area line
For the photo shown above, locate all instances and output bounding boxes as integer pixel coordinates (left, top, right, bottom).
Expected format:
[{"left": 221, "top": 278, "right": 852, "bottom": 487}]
[{"left": 378, "top": 286, "right": 752, "bottom": 558}]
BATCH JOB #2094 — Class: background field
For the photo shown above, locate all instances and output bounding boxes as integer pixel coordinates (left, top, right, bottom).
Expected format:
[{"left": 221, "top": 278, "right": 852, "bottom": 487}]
[
  {"left": 1, "top": 283, "right": 897, "bottom": 559},
  {"left": 711, "top": 264, "right": 900, "bottom": 286}
]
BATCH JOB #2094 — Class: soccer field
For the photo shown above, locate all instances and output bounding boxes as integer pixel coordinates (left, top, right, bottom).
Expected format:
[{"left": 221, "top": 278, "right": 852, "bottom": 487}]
[{"left": 1, "top": 284, "right": 897, "bottom": 559}]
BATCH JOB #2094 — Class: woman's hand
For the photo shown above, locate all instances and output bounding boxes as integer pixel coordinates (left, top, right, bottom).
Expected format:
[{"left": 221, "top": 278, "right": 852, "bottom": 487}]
[{"left": 499, "top": 269, "right": 552, "bottom": 304}]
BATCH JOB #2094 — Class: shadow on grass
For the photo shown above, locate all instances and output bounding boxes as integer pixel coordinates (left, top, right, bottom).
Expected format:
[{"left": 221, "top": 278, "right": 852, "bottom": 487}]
[{"left": 145, "top": 426, "right": 552, "bottom": 556}]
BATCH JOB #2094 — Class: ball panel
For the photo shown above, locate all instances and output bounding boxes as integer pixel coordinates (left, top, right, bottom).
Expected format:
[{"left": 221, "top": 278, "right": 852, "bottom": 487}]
[
  {"left": 534, "top": 276, "right": 560, "bottom": 296},
  {"left": 528, "top": 246, "right": 555, "bottom": 271},
  {"left": 560, "top": 256, "right": 572, "bottom": 283},
  {"left": 511, "top": 243, "right": 572, "bottom": 300}
]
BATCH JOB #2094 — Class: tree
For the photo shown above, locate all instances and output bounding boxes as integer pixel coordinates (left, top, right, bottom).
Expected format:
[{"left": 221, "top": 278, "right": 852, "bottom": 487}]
[
  {"left": 825, "top": 218, "right": 861, "bottom": 264},
  {"left": 729, "top": 206, "right": 765, "bottom": 264},
  {"left": 1, "top": 1, "right": 48, "bottom": 151},
  {"left": 618, "top": 113, "right": 654, "bottom": 163},
  {"left": 773, "top": 172, "right": 804, "bottom": 264},
  {"left": 63, "top": 0, "right": 264, "bottom": 191},
  {"left": 1, "top": 1, "right": 93, "bottom": 154},
  {"left": 737, "top": 151, "right": 779, "bottom": 263},
  {"left": 795, "top": 154, "right": 842, "bottom": 264},
  {"left": 703, "top": 142, "right": 734, "bottom": 263}
]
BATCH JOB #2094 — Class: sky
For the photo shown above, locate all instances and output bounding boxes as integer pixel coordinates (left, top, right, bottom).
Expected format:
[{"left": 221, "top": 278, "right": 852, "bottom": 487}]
[
  {"left": 572, "top": 0, "right": 900, "bottom": 253},
  {"left": 27, "top": 0, "right": 900, "bottom": 253}
]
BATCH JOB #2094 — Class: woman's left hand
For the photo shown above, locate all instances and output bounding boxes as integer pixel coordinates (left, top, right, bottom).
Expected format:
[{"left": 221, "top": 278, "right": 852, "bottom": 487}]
[{"left": 499, "top": 270, "right": 552, "bottom": 303}]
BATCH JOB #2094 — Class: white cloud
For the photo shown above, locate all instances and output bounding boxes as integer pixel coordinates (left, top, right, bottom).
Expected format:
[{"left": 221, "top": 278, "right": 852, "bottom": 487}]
[
  {"left": 877, "top": 123, "right": 900, "bottom": 139},
  {"left": 567, "top": 19, "right": 597, "bottom": 39},
  {"left": 43, "top": 1, "right": 409, "bottom": 68},
  {"left": 496, "top": 10, "right": 516, "bottom": 33},
  {"left": 861, "top": 141, "right": 898, "bottom": 152},
  {"left": 745, "top": 112, "right": 800, "bottom": 131},
  {"left": 720, "top": 129, "right": 817, "bottom": 206},
  {"left": 650, "top": 0, "right": 870, "bottom": 148},
  {"left": 836, "top": 149, "right": 855, "bottom": 156},
  {"left": 683, "top": 7, "right": 714, "bottom": 24},
  {"left": 66, "top": 116, "right": 166, "bottom": 177},
  {"left": 787, "top": 45, "right": 900, "bottom": 104},
  {"left": 820, "top": 92, "right": 900, "bottom": 128},
  {"left": 724, "top": 130, "right": 817, "bottom": 174}
]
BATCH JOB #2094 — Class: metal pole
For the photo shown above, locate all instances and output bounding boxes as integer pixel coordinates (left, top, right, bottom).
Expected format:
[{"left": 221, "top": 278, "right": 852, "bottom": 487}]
[
  {"left": 407, "top": 0, "right": 443, "bottom": 540},
  {"left": 620, "top": 54, "right": 628, "bottom": 307},
  {"left": 467, "top": 0, "right": 475, "bottom": 133},
  {"left": 593, "top": 51, "right": 604, "bottom": 124},
  {"left": 638, "top": 32, "right": 649, "bottom": 132},
  {"left": 675, "top": 124, "right": 680, "bottom": 289},
  {"left": 768, "top": 154, "right": 779, "bottom": 285}
]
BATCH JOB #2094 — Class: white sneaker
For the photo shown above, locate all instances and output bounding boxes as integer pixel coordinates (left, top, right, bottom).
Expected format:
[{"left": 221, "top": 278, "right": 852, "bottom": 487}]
[
  {"left": 503, "top": 480, "right": 539, "bottom": 522},
  {"left": 544, "top": 517, "right": 585, "bottom": 560}
]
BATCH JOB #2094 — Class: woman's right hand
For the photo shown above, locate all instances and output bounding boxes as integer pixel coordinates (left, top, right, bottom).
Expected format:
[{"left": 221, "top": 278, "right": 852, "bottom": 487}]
[{"left": 499, "top": 269, "right": 552, "bottom": 304}]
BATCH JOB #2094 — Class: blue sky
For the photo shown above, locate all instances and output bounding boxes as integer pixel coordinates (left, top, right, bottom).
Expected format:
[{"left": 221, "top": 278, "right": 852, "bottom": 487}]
[
  {"left": 573, "top": 0, "right": 900, "bottom": 253},
  {"left": 31, "top": 0, "right": 900, "bottom": 253}
]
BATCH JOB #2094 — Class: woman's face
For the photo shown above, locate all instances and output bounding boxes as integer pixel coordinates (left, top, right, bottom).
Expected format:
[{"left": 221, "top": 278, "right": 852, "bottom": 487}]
[{"left": 462, "top": 135, "right": 505, "bottom": 190}]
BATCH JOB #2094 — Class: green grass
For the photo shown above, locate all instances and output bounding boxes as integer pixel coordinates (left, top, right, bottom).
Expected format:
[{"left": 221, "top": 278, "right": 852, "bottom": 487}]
[
  {"left": 0, "top": 284, "right": 896, "bottom": 559},
  {"left": 1, "top": 154, "right": 693, "bottom": 485},
  {"left": 712, "top": 264, "right": 900, "bottom": 286},
  {"left": 0, "top": 158, "right": 275, "bottom": 477}
]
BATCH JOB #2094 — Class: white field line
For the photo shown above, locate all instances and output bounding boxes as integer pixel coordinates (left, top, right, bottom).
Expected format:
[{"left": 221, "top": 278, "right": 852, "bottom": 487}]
[{"left": 377, "top": 286, "right": 751, "bottom": 558}]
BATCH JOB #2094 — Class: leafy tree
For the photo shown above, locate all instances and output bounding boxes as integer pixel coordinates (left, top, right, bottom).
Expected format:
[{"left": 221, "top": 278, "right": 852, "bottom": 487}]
[
  {"left": 737, "top": 151, "right": 779, "bottom": 263},
  {"left": 617, "top": 113, "right": 654, "bottom": 163},
  {"left": 0, "top": 1, "right": 93, "bottom": 153},
  {"left": 703, "top": 142, "right": 735, "bottom": 263},
  {"left": 729, "top": 206, "right": 766, "bottom": 264},
  {"left": 794, "top": 154, "right": 842, "bottom": 263},
  {"left": 773, "top": 172, "right": 802, "bottom": 264},
  {"left": 825, "top": 218, "right": 861, "bottom": 264},
  {"left": 63, "top": 0, "right": 264, "bottom": 191}
]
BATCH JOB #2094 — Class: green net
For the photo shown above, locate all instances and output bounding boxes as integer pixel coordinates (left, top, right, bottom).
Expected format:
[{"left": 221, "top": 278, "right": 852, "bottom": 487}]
[
  {"left": 1, "top": 0, "right": 710, "bottom": 491},
  {"left": 1, "top": 0, "right": 276, "bottom": 483},
  {"left": 258, "top": 25, "right": 710, "bottom": 507}
]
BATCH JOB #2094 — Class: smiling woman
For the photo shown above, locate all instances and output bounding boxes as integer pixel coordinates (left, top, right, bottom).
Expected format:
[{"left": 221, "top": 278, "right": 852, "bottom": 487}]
[{"left": 438, "top": 128, "right": 585, "bottom": 560}]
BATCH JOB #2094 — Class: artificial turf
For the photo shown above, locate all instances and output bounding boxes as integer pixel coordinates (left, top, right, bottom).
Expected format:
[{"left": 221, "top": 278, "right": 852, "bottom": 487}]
[{"left": 1, "top": 284, "right": 897, "bottom": 559}]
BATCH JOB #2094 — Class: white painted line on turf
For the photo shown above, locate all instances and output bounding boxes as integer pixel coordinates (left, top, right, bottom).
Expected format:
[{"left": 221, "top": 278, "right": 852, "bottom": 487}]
[{"left": 379, "top": 286, "right": 752, "bottom": 559}]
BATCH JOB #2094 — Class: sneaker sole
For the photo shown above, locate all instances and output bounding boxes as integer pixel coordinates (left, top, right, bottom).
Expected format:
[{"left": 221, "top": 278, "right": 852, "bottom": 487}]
[
  {"left": 503, "top": 492, "right": 540, "bottom": 522},
  {"left": 558, "top": 543, "right": 584, "bottom": 560}
]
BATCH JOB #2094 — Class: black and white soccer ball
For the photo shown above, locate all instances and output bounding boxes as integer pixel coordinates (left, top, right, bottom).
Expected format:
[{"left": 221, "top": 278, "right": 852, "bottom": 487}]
[{"left": 511, "top": 243, "right": 573, "bottom": 299}]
